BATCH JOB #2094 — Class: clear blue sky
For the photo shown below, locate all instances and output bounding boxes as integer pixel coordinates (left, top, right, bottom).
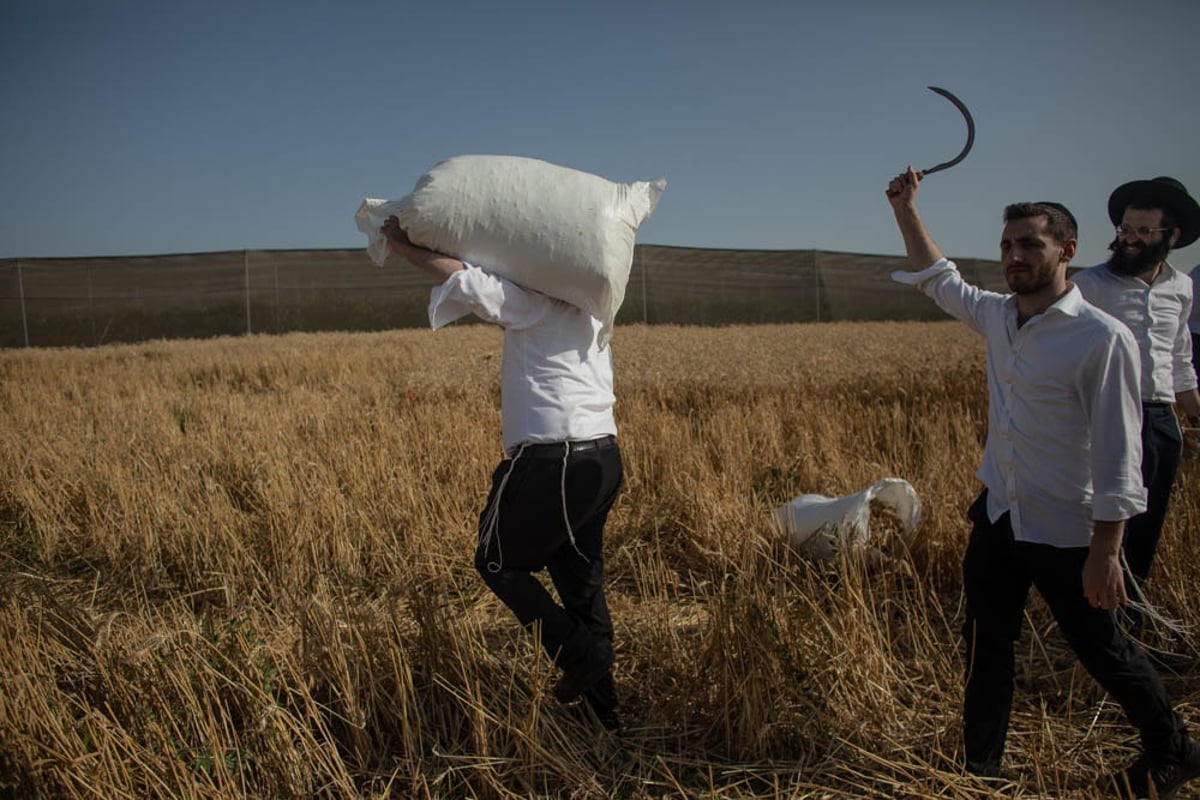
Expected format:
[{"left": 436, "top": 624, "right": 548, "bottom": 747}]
[{"left": 2, "top": 0, "right": 1198, "bottom": 270}]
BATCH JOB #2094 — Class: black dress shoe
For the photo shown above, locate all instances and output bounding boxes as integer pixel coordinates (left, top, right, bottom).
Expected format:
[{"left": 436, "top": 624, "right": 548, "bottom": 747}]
[
  {"left": 567, "top": 698, "right": 621, "bottom": 732},
  {"left": 554, "top": 639, "right": 613, "bottom": 703},
  {"left": 1111, "top": 738, "right": 1200, "bottom": 799}
]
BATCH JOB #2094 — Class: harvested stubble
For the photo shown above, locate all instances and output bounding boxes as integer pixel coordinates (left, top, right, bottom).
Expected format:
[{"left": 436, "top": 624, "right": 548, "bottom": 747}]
[{"left": 0, "top": 321, "right": 1197, "bottom": 799}]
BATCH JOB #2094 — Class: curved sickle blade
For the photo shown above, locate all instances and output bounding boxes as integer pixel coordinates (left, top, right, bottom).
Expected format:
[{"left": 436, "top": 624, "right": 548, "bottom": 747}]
[{"left": 918, "top": 86, "right": 975, "bottom": 178}]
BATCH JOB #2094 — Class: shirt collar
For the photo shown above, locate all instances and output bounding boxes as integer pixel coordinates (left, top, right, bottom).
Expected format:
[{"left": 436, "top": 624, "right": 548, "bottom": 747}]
[
  {"left": 1053, "top": 284, "right": 1085, "bottom": 317},
  {"left": 1005, "top": 284, "right": 1084, "bottom": 320},
  {"left": 1102, "top": 259, "right": 1178, "bottom": 286}
]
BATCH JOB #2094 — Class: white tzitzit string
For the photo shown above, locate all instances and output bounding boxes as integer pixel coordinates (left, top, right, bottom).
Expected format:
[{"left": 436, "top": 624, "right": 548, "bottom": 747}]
[
  {"left": 1121, "top": 549, "right": 1191, "bottom": 641},
  {"left": 478, "top": 442, "right": 591, "bottom": 572},
  {"left": 478, "top": 447, "right": 524, "bottom": 573},
  {"left": 559, "top": 443, "right": 589, "bottom": 563}
]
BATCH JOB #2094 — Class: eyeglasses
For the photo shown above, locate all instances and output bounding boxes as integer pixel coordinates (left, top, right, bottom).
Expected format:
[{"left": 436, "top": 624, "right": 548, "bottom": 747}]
[{"left": 1115, "top": 224, "right": 1170, "bottom": 240}]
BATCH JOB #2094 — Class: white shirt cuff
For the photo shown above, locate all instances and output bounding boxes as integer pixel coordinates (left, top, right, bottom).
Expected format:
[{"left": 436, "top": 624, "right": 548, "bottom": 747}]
[
  {"left": 890, "top": 257, "right": 955, "bottom": 286},
  {"left": 428, "top": 265, "right": 477, "bottom": 329}
]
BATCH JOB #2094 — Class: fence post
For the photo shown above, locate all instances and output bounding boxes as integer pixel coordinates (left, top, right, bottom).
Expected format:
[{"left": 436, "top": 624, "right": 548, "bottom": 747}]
[
  {"left": 813, "top": 250, "right": 821, "bottom": 322},
  {"left": 244, "top": 250, "right": 252, "bottom": 335},
  {"left": 87, "top": 262, "right": 96, "bottom": 346},
  {"left": 639, "top": 246, "right": 648, "bottom": 324},
  {"left": 16, "top": 259, "right": 29, "bottom": 348}
]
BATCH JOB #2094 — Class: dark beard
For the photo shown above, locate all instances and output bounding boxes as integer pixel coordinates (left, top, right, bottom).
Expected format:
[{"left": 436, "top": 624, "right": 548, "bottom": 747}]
[{"left": 1108, "top": 235, "right": 1172, "bottom": 276}]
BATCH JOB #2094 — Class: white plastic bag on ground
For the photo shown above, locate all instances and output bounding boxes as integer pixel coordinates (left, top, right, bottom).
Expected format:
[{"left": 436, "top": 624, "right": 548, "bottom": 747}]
[
  {"left": 356, "top": 154, "right": 666, "bottom": 348},
  {"left": 773, "top": 478, "right": 922, "bottom": 561}
]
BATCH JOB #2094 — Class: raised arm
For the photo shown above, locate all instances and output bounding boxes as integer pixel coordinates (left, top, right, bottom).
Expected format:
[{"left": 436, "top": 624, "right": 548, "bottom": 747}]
[
  {"left": 380, "top": 216, "right": 465, "bottom": 285},
  {"left": 885, "top": 166, "right": 945, "bottom": 270}
]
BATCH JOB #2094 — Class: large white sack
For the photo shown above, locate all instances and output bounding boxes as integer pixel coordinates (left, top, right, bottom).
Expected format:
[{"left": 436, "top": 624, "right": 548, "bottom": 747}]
[
  {"left": 773, "top": 478, "right": 922, "bottom": 562},
  {"left": 356, "top": 155, "right": 666, "bottom": 347}
]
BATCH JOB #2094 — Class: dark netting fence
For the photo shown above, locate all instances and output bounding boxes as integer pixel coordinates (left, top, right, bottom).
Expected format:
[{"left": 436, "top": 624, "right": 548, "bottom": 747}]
[{"left": 0, "top": 245, "right": 1006, "bottom": 348}]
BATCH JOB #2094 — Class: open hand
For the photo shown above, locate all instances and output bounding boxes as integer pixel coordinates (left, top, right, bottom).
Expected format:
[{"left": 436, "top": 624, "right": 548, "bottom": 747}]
[{"left": 1082, "top": 550, "right": 1126, "bottom": 610}]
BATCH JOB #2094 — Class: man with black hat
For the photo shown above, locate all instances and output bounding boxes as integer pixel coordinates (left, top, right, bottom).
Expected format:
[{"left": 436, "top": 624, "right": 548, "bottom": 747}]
[{"left": 1073, "top": 177, "right": 1200, "bottom": 631}]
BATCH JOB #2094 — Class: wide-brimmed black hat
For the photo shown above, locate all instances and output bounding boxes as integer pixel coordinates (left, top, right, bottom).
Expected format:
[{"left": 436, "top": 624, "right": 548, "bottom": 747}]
[{"left": 1108, "top": 176, "right": 1200, "bottom": 249}]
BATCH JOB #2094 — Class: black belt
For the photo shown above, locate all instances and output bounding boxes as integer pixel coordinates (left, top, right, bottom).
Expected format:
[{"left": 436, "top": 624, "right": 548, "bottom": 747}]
[
  {"left": 516, "top": 435, "right": 617, "bottom": 459},
  {"left": 1142, "top": 401, "right": 1172, "bottom": 409}
]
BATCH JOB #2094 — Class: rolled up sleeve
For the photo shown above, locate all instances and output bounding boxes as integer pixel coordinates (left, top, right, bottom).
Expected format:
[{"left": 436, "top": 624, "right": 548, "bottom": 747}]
[
  {"left": 1083, "top": 328, "right": 1149, "bottom": 521},
  {"left": 891, "top": 258, "right": 1000, "bottom": 335},
  {"left": 428, "top": 263, "right": 549, "bottom": 330}
]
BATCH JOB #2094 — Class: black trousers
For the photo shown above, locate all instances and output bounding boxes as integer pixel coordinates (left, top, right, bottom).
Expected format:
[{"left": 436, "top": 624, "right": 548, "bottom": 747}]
[
  {"left": 474, "top": 438, "right": 623, "bottom": 708},
  {"left": 960, "top": 491, "right": 1189, "bottom": 775},
  {"left": 1125, "top": 404, "right": 1182, "bottom": 584}
]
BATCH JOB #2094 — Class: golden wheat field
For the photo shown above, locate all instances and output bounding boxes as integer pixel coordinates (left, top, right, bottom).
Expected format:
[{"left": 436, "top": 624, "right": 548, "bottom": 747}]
[{"left": 1, "top": 321, "right": 1198, "bottom": 800}]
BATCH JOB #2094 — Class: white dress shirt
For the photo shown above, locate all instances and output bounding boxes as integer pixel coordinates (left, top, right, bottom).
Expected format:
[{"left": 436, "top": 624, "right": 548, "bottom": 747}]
[
  {"left": 893, "top": 259, "right": 1147, "bottom": 547},
  {"left": 1072, "top": 262, "right": 1197, "bottom": 402},
  {"left": 428, "top": 264, "right": 617, "bottom": 453},
  {"left": 1187, "top": 264, "right": 1200, "bottom": 336}
]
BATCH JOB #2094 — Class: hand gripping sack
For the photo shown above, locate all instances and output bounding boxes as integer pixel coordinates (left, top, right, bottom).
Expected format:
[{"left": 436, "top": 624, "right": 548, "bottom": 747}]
[{"left": 356, "top": 155, "right": 666, "bottom": 347}]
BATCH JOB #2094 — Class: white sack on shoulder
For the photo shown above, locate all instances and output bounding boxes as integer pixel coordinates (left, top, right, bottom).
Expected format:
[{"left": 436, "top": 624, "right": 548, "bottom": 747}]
[
  {"left": 356, "top": 154, "right": 666, "bottom": 348},
  {"left": 773, "top": 478, "right": 922, "bottom": 561}
]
